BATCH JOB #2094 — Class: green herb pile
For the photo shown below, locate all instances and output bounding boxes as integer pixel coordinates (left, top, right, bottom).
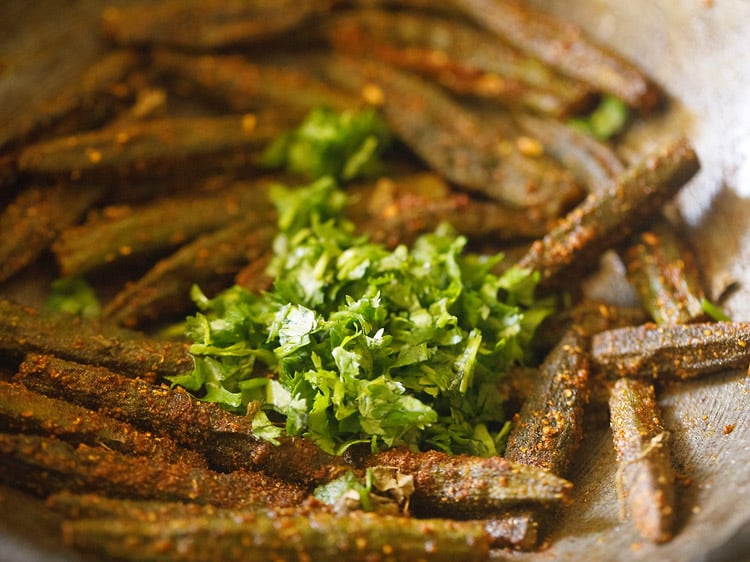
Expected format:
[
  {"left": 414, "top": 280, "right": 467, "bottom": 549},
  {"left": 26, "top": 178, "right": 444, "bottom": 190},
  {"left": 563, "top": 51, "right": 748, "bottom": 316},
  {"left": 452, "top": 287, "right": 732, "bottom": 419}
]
[{"left": 170, "top": 108, "right": 551, "bottom": 457}]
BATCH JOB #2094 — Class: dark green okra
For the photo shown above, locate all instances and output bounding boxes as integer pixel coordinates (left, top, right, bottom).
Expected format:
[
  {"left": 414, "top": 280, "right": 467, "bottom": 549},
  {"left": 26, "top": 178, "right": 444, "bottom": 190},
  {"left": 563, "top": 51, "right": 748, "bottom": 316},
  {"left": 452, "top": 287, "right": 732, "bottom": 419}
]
[
  {"left": 591, "top": 321, "right": 750, "bottom": 380},
  {"left": 62, "top": 510, "right": 491, "bottom": 562},
  {"left": 152, "top": 50, "right": 360, "bottom": 118},
  {"left": 103, "top": 222, "right": 276, "bottom": 327},
  {"left": 518, "top": 137, "right": 700, "bottom": 292},
  {"left": 609, "top": 378, "right": 675, "bottom": 543},
  {"left": 0, "top": 432, "right": 308, "bottom": 509},
  {"left": 622, "top": 217, "right": 707, "bottom": 324},
  {"left": 17, "top": 114, "right": 282, "bottom": 180},
  {"left": 0, "top": 381, "right": 206, "bottom": 468},
  {"left": 368, "top": 448, "right": 574, "bottom": 518},
  {"left": 0, "top": 299, "right": 192, "bottom": 380},
  {"left": 102, "top": 0, "right": 334, "bottom": 50},
  {"left": 0, "top": 182, "right": 106, "bottom": 282},
  {"left": 505, "top": 328, "right": 590, "bottom": 476},
  {"left": 52, "top": 179, "right": 274, "bottom": 278},
  {"left": 0, "top": 50, "right": 141, "bottom": 153},
  {"left": 325, "top": 9, "right": 592, "bottom": 117},
  {"left": 451, "top": 0, "right": 662, "bottom": 111},
  {"left": 323, "top": 56, "right": 584, "bottom": 219}
]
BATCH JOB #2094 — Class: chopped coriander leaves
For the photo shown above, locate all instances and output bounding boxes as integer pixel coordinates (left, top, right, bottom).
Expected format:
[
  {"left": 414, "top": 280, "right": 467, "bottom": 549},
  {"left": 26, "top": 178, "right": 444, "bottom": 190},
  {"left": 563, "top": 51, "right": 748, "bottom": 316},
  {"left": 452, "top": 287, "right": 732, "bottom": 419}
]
[
  {"left": 45, "top": 277, "right": 101, "bottom": 318},
  {"left": 174, "top": 175, "right": 551, "bottom": 456},
  {"left": 260, "top": 107, "right": 391, "bottom": 181}
]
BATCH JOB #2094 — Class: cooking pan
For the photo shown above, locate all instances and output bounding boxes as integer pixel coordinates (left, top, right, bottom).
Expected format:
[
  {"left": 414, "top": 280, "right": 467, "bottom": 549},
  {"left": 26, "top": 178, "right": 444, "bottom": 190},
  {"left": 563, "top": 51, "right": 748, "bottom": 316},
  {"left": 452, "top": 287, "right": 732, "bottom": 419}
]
[{"left": 0, "top": 1, "right": 748, "bottom": 561}]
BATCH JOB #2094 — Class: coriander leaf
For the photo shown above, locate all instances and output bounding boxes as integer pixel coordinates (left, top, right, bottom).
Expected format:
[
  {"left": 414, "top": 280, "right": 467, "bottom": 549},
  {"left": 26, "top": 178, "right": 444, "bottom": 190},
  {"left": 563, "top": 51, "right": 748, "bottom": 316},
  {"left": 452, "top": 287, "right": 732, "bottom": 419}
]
[
  {"left": 45, "top": 277, "right": 101, "bottom": 318},
  {"left": 259, "top": 107, "right": 391, "bottom": 181},
  {"left": 181, "top": 174, "right": 551, "bottom": 456},
  {"left": 568, "top": 94, "right": 629, "bottom": 140}
]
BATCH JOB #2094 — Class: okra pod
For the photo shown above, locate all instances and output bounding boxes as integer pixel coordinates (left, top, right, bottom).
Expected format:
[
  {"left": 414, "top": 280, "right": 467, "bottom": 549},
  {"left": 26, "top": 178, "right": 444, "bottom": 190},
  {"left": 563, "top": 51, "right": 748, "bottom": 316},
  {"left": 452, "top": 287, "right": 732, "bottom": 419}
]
[
  {"left": 622, "top": 217, "right": 707, "bottom": 324},
  {"left": 609, "top": 378, "right": 675, "bottom": 542},
  {"left": 505, "top": 329, "right": 590, "bottom": 476},
  {"left": 0, "top": 299, "right": 192, "bottom": 380},
  {"left": 323, "top": 57, "right": 583, "bottom": 219},
  {"left": 101, "top": 0, "right": 334, "bottom": 50},
  {"left": 52, "top": 179, "right": 274, "bottom": 278},
  {"left": 47, "top": 492, "right": 259, "bottom": 521},
  {"left": 62, "top": 511, "right": 490, "bottom": 562},
  {"left": 0, "top": 381, "right": 206, "bottom": 468},
  {"left": 0, "top": 182, "right": 106, "bottom": 282},
  {"left": 591, "top": 321, "right": 750, "bottom": 380},
  {"left": 451, "top": 0, "right": 662, "bottom": 111},
  {"left": 0, "top": 50, "right": 140, "bottom": 153},
  {"left": 326, "top": 10, "right": 592, "bottom": 117},
  {"left": 16, "top": 355, "right": 351, "bottom": 486},
  {"left": 0, "top": 433, "right": 307, "bottom": 509},
  {"left": 367, "top": 448, "right": 574, "bottom": 517},
  {"left": 17, "top": 113, "right": 281, "bottom": 181},
  {"left": 533, "top": 300, "right": 648, "bottom": 354},
  {"left": 514, "top": 112, "right": 625, "bottom": 192},
  {"left": 152, "top": 50, "right": 360, "bottom": 118},
  {"left": 518, "top": 137, "right": 700, "bottom": 291},
  {"left": 103, "top": 222, "right": 276, "bottom": 327},
  {"left": 50, "top": 492, "right": 535, "bottom": 550},
  {"left": 348, "top": 173, "right": 548, "bottom": 247},
  {"left": 16, "top": 354, "right": 258, "bottom": 460}
]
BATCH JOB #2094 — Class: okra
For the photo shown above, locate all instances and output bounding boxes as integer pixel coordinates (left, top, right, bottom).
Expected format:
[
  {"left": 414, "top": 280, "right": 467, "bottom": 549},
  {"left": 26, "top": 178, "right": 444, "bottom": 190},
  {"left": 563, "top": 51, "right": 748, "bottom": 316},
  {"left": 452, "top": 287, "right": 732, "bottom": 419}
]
[
  {"left": 101, "top": 0, "right": 334, "bottom": 50},
  {"left": 16, "top": 354, "right": 259, "bottom": 460},
  {"left": 591, "top": 321, "right": 750, "bottom": 380},
  {"left": 326, "top": 9, "right": 592, "bottom": 117},
  {"left": 50, "top": 492, "right": 532, "bottom": 552},
  {"left": 0, "top": 433, "right": 307, "bottom": 509},
  {"left": 451, "top": 0, "right": 662, "bottom": 111},
  {"left": 0, "top": 50, "right": 140, "bottom": 153},
  {"left": 17, "top": 114, "right": 281, "bottom": 181},
  {"left": 103, "top": 222, "right": 276, "bottom": 327},
  {"left": 505, "top": 329, "right": 590, "bottom": 476},
  {"left": 348, "top": 173, "right": 548, "bottom": 247},
  {"left": 367, "top": 448, "right": 574, "bottom": 518},
  {"left": 514, "top": 112, "right": 625, "bottom": 192},
  {"left": 0, "top": 299, "right": 192, "bottom": 380},
  {"left": 518, "top": 137, "right": 700, "bottom": 291},
  {"left": 62, "top": 511, "right": 490, "bottom": 562},
  {"left": 0, "top": 182, "right": 106, "bottom": 282},
  {"left": 152, "top": 50, "right": 360, "bottom": 118},
  {"left": 622, "top": 217, "right": 707, "bottom": 324},
  {"left": 0, "top": 381, "right": 206, "bottom": 468},
  {"left": 609, "top": 378, "right": 675, "bottom": 542},
  {"left": 52, "top": 179, "right": 274, "bottom": 278},
  {"left": 323, "top": 57, "right": 583, "bottom": 219}
]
